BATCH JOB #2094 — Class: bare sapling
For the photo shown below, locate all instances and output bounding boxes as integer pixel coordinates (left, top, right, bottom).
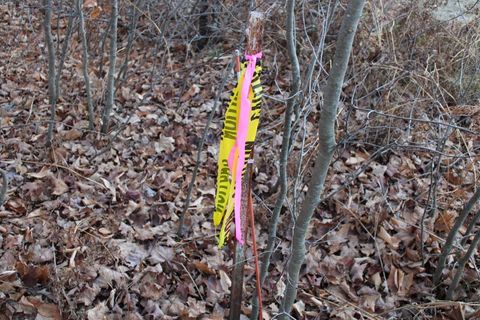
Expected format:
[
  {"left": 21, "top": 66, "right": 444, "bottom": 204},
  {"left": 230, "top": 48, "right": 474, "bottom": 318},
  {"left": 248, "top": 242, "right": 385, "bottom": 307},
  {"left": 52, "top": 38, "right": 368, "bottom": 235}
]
[
  {"left": 433, "top": 186, "right": 480, "bottom": 285},
  {"left": 230, "top": 11, "right": 264, "bottom": 320},
  {"left": 116, "top": 1, "right": 139, "bottom": 91},
  {"left": 250, "top": 0, "right": 300, "bottom": 318},
  {"left": 101, "top": 0, "right": 118, "bottom": 134},
  {"left": 54, "top": 5, "right": 76, "bottom": 103},
  {"left": 76, "top": 0, "right": 95, "bottom": 130},
  {"left": 447, "top": 209, "right": 480, "bottom": 299},
  {"left": 44, "top": 0, "right": 57, "bottom": 146},
  {"left": 279, "top": 0, "right": 366, "bottom": 317}
]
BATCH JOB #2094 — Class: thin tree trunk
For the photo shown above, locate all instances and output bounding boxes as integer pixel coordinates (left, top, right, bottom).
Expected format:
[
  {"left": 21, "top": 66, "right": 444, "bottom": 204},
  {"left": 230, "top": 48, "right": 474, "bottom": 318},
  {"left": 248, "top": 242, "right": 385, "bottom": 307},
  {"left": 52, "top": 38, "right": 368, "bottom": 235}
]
[
  {"left": 433, "top": 186, "right": 480, "bottom": 285},
  {"left": 98, "top": 21, "right": 111, "bottom": 77},
  {"left": 229, "top": 168, "right": 251, "bottom": 320},
  {"left": 279, "top": 1, "right": 365, "bottom": 317},
  {"left": 116, "top": 1, "right": 139, "bottom": 91},
  {"left": 56, "top": 0, "right": 62, "bottom": 52},
  {"left": 54, "top": 6, "right": 75, "bottom": 103},
  {"left": 447, "top": 208, "right": 480, "bottom": 299},
  {"left": 250, "top": 0, "right": 300, "bottom": 318},
  {"left": 101, "top": 0, "right": 118, "bottom": 134},
  {"left": 44, "top": 0, "right": 57, "bottom": 146},
  {"left": 77, "top": 0, "right": 95, "bottom": 130},
  {"left": 461, "top": 207, "right": 480, "bottom": 247}
]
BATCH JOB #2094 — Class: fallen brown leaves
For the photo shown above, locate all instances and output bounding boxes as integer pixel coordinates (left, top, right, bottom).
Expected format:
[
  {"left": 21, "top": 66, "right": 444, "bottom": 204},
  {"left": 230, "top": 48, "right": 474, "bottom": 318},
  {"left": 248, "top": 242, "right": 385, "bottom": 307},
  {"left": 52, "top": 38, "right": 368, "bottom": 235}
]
[{"left": 1, "top": 1, "right": 480, "bottom": 319}]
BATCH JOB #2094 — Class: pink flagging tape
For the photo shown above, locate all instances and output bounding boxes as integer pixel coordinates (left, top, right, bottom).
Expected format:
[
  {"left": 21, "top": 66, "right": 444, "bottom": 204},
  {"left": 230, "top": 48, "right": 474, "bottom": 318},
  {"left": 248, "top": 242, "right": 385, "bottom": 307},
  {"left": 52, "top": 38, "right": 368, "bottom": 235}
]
[{"left": 227, "top": 51, "right": 262, "bottom": 245}]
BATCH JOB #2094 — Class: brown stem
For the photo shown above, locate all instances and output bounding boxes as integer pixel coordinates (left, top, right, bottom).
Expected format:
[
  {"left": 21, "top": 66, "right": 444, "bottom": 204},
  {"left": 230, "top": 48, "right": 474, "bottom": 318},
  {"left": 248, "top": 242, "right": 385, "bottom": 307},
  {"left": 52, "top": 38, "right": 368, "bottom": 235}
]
[
  {"left": 228, "top": 10, "right": 265, "bottom": 320},
  {"left": 434, "top": 186, "right": 480, "bottom": 285},
  {"left": 251, "top": 2, "right": 299, "bottom": 318},
  {"left": 229, "top": 162, "right": 251, "bottom": 320},
  {"left": 248, "top": 180, "right": 263, "bottom": 320},
  {"left": 447, "top": 222, "right": 480, "bottom": 299},
  {"left": 44, "top": 0, "right": 57, "bottom": 146}
]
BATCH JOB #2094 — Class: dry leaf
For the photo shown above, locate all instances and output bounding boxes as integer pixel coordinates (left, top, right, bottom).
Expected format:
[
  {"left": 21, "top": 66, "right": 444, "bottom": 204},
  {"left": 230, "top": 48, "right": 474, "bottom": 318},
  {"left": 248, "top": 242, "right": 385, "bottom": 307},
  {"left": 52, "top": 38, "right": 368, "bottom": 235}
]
[
  {"left": 292, "top": 300, "right": 305, "bottom": 315},
  {"left": 83, "top": 0, "right": 97, "bottom": 8},
  {"left": 90, "top": 6, "right": 102, "bottom": 19},
  {"left": 28, "top": 167, "right": 51, "bottom": 179},
  {"left": 87, "top": 302, "right": 108, "bottom": 320},
  {"left": 15, "top": 262, "right": 49, "bottom": 287},
  {"left": 26, "top": 297, "right": 61, "bottom": 320},
  {"left": 218, "top": 269, "right": 231, "bottom": 292},
  {"left": 378, "top": 227, "right": 400, "bottom": 249},
  {"left": 100, "top": 178, "right": 116, "bottom": 202},
  {"left": 62, "top": 129, "right": 83, "bottom": 140},
  {"left": 98, "top": 227, "right": 112, "bottom": 236},
  {"left": 434, "top": 210, "right": 457, "bottom": 233},
  {"left": 51, "top": 176, "right": 69, "bottom": 195},
  {"left": 111, "top": 239, "right": 148, "bottom": 268},
  {"left": 194, "top": 261, "right": 215, "bottom": 275},
  {"left": 155, "top": 135, "right": 175, "bottom": 154},
  {"left": 149, "top": 245, "right": 174, "bottom": 264},
  {"left": 180, "top": 84, "right": 200, "bottom": 102}
]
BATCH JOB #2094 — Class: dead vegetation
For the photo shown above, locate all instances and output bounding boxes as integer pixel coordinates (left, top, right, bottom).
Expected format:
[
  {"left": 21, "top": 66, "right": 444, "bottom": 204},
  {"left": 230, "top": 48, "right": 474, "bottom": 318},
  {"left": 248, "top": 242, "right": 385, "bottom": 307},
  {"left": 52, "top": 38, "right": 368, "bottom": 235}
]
[{"left": 0, "top": 0, "right": 479, "bottom": 319}]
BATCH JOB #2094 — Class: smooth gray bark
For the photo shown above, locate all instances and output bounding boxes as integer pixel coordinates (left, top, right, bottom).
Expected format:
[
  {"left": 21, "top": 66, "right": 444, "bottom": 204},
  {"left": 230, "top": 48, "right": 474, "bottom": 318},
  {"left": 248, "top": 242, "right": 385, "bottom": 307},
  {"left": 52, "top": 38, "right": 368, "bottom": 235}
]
[
  {"left": 250, "top": 0, "right": 300, "bottom": 318},
  {"left": 433, "top": 186, "right": 480, "bottom": 285},
  {"left": 77, "top": 0, "right": 95, "bottom": 130},
  {"left": 44, "top": 0, "right": 57, "bottom": 146},
  {"left": 101, "top": 0, "right": 118, "bottom": 134},
  {"left": 279, "top": 0, "right": 366, "bottom": 317},
  {"left": 98, "top": 21, "right": 111, "bottom": 77}
]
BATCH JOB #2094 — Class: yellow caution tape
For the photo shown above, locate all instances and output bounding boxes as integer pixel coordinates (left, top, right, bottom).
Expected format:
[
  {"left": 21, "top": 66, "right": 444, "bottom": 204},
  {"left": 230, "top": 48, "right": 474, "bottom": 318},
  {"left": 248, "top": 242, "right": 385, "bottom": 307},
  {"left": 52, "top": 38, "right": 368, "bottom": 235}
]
[{"left": 214, "top": 61, "right": 262, "bottom": 248}]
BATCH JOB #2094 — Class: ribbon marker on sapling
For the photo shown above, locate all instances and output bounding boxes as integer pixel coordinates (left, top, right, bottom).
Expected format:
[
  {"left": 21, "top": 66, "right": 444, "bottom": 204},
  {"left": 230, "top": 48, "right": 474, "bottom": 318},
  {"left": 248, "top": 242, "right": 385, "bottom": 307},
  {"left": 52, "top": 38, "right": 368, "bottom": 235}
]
[
  {"left": 214, "top": 52, "right": 263, "bottom": 248},
  {"left": 227, "top": 52, "right": 262, "bottom": 245}
]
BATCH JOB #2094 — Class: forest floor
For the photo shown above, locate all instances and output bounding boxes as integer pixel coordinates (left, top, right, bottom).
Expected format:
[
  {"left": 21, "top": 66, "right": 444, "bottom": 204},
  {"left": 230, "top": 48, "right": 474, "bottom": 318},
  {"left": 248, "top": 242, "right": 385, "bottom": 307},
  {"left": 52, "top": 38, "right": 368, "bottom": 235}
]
[{"left": 1, "top": 2, "right": 480, "bottom": 320}]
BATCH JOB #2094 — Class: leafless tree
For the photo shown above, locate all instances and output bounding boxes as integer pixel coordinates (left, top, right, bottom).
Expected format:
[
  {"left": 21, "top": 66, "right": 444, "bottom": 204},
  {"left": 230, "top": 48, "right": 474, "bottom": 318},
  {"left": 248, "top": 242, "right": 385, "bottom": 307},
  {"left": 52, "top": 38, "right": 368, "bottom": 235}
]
[
  {"left": 101, "top": 0, "right": 119, "bottom": 134},
  {"left": 434, "top": 187, "right": 480, "bottom": 286},
  {"left": 77, "top": 0, "right": 95, "bottom": 130},
  {"left": 447, "top": 208, "right": 480, "bottom": 299},
  {"left": 116, "top": 1, "right": 139, "bottom": 90},
  {"left": 54, "top": 5, "right": 75, "bottom": 103},
  {"left": 279, "top": 0, "right": 366, "bottom": 317},
  {"left": 250, "top": 0, "right": 300, "bottom": 317},
  {"left": 43, "top": 0, "right": 57, "bottom": 146}
]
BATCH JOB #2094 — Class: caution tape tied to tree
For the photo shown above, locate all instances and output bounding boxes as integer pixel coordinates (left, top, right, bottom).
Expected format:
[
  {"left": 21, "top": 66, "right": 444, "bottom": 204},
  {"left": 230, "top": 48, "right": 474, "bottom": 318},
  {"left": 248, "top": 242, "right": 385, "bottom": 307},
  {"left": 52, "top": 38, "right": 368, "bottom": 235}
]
[{"left": 214, "top": 52, "right": 263, "bottom": 248}]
